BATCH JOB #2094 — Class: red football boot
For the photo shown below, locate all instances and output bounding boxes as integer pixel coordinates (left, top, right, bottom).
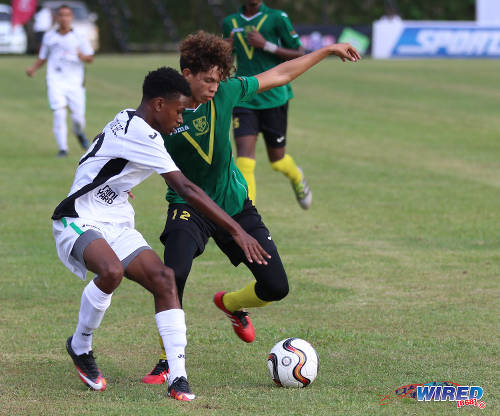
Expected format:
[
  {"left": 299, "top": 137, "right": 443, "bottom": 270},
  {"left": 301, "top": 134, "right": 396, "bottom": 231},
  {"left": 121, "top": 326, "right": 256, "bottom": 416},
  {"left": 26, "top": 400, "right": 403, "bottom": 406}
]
[
  {"left": 141, "top": 359, "right": 169, "bottom": 384},
  {"left": 213, "top": 291, "right": 255, "bottom": 343}
]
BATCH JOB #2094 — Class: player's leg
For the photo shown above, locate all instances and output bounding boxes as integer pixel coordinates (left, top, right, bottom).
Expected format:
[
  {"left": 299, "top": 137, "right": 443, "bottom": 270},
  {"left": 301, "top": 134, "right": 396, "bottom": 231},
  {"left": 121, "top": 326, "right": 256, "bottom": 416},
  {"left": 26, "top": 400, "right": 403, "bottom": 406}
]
[
  {"left": 53, "top": 107, "right": 68, "bottom": 156},
  {"left": 233, "top": 107, "right": 259, "bottom": 202},
  {"left": 218, "top": 202, "right": 288, "bottom": 310},
  {"left": 225, "top": 253, "right": 288, "bottom": 310},
  {"left": 48, "top": 84, "right": 68, "bottom": 156},
  {"left": 119, "top": 231, "right": 195, "bottom": 401},
  {"left": 142, "top": 228, "right": 199, "bottom": 385},
  {"left": 212, "top": 201, "right": 289, "bottom": 342},
  {"left": 142, "top": 204, "right": 211, "bottom": 390},
  {"left": 72, "top": 238, "right": 123, "bottom": 350},
  {"left": 263, "top": 103, "right": 312, "bottom": 209},
  {"left": 59, "top": 224, "right": 124, "bottom": 392},
  {"left": 67, "top": 86, "right": 89, "bottom": 149}
]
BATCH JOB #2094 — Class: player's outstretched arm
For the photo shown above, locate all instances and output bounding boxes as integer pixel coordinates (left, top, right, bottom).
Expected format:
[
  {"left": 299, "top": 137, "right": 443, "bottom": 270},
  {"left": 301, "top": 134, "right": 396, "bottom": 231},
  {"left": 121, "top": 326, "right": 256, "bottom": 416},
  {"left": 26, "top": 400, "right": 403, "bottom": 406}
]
[
  {"left": 255, "top": 43, "right": 360, "bottom": 93},
  {"left": 26, "top": 58, "right": 46, "bottom": 77},
  {"left": 162, "top": 171, "right": 270, "bottom": 265}
]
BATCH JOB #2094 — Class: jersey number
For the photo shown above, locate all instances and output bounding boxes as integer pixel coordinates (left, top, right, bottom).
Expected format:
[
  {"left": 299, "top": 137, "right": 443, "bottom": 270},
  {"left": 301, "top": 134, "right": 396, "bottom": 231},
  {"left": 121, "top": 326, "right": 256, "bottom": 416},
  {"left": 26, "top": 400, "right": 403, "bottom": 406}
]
[{"left": 172, "top": 209, "right": 190, "bottom": 221}]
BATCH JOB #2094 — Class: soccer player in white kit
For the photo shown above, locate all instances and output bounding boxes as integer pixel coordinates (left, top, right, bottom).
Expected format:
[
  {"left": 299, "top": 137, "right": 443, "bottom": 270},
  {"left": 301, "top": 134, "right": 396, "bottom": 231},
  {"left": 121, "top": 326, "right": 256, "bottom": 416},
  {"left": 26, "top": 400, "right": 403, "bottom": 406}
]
[
  {"left": 26, "top": 4, "right": 93, "bottom": 157},
  {"left": 51, "top": 67, "right": 270, "bottom": 401}
]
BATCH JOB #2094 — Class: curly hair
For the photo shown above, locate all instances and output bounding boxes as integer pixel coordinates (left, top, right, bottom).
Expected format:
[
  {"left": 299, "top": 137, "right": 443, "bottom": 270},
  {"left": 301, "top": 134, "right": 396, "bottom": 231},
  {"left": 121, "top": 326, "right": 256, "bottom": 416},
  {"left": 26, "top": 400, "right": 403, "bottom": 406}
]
[
  {"left": 179, "top": 31, "right": 234, "bottom": 80},
  {"left": 142, "top": 67, "right": 191, "bottom": 100}
]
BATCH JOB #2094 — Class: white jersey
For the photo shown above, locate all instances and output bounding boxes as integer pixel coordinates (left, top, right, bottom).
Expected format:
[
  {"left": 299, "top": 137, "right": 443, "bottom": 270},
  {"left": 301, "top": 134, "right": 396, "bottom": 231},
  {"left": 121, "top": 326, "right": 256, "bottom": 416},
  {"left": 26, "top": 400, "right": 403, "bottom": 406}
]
[
  {"left": 52, "top": 109, "right": 179, "bottom": 224},
  {"left": 39, "top": 28, "right": 94, "bottom": 87}
]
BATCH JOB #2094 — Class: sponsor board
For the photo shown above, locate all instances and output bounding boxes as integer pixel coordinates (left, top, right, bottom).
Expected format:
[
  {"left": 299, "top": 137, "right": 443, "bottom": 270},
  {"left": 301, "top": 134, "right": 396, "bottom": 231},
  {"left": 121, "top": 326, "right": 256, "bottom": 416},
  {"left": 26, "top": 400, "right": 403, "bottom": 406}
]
[{"left": 373, "top": 20, "right": 500, "bottom": 58}]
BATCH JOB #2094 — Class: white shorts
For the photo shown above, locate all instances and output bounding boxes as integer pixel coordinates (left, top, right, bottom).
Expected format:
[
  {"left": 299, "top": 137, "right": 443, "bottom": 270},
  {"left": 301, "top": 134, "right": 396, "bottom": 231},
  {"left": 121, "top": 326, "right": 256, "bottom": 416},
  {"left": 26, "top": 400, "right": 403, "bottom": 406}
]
[
  {"left": 52, "top": 217, "right": 151, "bottom": 280},
  {"left": 47, "top": 82, "right": 85, "bottom": 115}
]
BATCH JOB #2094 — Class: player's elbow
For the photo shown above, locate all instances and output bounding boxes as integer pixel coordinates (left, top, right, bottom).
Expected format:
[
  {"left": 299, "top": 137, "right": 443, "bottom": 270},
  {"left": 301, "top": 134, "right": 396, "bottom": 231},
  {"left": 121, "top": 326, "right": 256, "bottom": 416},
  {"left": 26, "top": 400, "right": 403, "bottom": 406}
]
[
  {"left": 175, "top": 180, "right": 199, "bottom": 203},
  {"left": 275, "top": 71, "right": 293, "bottom": 87},
  {"left": 163, "top": 172, "right": 198, "bottom": 202}
]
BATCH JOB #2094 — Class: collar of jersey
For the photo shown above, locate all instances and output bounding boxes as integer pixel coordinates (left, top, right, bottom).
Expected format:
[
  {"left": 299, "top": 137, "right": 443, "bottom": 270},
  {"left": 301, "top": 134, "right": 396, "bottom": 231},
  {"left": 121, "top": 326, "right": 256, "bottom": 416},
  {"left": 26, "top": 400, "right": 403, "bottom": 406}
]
[
  {"left": 238, "top": 2, "right": 268, "bottom": 20},
  {"left": 184, "top": 103, "right": 203, "bottom": 112},
  {"left": 56, "top": 27, "right": 74, "bottom": 35}
]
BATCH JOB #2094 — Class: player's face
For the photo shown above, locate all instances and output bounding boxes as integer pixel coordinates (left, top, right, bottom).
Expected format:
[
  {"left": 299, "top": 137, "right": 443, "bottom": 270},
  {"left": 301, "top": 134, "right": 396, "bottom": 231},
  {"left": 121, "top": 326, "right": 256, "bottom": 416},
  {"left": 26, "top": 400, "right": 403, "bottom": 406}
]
[
  {"left": 56, "top": 7, "right": 73, "bottom": 30},
  {"left": 245, "top": 0, "right": 262, "bottom": 10},
  {"left": 184, "top": 67, "right": 221, "bottom": 104},
  {"left": 156, "top": 94, "right": 190, "bottom": 134}
]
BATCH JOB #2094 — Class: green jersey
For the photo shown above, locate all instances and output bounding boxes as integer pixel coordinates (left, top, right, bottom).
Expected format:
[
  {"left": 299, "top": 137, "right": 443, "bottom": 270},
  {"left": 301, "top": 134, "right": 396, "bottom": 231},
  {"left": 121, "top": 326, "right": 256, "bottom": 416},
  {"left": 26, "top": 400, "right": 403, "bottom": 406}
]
[
  {"left": 162, "top": 76, "right": 259, "bottom": 217},
  {"left": 222, "top": 2, "right": 301, "bottom": 110}
]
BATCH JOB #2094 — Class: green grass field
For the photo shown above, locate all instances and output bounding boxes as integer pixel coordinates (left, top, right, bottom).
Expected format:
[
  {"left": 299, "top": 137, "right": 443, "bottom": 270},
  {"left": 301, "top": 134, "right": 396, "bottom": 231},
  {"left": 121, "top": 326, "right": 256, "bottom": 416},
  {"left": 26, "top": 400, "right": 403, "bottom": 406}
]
[{"left": 0, "top": 54, "right": 498, "bottom": 415}]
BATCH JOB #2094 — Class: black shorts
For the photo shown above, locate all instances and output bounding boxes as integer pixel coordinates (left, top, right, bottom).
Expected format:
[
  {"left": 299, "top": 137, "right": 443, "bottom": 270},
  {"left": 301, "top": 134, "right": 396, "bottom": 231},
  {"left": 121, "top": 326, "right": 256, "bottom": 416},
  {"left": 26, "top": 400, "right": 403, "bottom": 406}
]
[
  {"left": 233, "top": 103, "right": 288, "bottom": 148},
  {"left": 159, "top": 199, "right": 277, "bottom": 266}
]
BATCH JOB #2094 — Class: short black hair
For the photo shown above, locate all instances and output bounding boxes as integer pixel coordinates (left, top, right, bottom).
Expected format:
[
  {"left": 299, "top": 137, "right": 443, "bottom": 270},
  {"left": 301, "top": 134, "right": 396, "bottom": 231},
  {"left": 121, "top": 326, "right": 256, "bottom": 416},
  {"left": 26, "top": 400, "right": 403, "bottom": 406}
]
[
  {"left": 142, "top": 67, "right": 191, "bottom": 101},
  {"left": 56, "top": 4, "right": 72, "bottom": 13}
]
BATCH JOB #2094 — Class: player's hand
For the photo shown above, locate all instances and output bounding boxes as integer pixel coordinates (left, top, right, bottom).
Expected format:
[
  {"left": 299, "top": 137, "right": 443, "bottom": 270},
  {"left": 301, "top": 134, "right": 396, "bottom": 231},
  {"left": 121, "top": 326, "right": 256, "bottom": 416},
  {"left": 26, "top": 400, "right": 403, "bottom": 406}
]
[
  {"left": 329, "top": 43, "right": 361, "bottom": 62},
  {"left": 247, "top": 27, "right": 266, "bottom": 49},
  {"left": 231, "top": 228, "right": 271, "bottom": 265},
  {"left": 26, "top": 67, "right": 35, "bottom": 77},
  {"left": 127, "top": 191, "right": 135, "bottom": 200},
  {"left": 77, "top": 50, "right": 89, "bottom": 62}
]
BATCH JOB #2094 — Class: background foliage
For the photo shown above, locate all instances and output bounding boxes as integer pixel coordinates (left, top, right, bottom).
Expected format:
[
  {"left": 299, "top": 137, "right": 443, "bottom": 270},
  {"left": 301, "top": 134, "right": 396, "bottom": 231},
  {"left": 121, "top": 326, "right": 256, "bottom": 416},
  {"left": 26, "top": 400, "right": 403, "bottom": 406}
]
[{"left": 82, "top": 0, "right": 476, "bottom": 51}]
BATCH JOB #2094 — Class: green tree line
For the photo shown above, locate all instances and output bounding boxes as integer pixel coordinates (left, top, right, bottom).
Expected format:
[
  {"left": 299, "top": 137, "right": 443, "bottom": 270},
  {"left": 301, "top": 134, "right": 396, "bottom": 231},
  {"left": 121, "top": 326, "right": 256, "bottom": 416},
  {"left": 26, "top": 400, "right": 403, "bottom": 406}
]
[{"left": 86, "top": 0, "right": 476, "bottom": 51}]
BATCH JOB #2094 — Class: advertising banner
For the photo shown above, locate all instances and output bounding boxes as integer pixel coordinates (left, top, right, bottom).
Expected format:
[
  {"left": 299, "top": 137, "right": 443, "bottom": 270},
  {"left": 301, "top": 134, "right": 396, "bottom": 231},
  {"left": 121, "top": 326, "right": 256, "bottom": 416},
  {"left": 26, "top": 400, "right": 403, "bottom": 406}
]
[
  {"left": 295, "top": 24, "right": 371, "bottom": 54},
  {"left": 373, "top": 20, "right": 500, "bottom": 58}
]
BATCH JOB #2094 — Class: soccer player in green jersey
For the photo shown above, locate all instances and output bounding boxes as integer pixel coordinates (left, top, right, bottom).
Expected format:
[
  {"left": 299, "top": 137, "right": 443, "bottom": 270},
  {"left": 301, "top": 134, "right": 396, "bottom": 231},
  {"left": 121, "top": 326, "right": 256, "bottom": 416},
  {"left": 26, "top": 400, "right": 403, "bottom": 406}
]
[
  {"left": 142, "top": 31, "right": 360, "bottom": 384},
  {"left": 223, "top": 0, "right": 310, "bottom": 208}
]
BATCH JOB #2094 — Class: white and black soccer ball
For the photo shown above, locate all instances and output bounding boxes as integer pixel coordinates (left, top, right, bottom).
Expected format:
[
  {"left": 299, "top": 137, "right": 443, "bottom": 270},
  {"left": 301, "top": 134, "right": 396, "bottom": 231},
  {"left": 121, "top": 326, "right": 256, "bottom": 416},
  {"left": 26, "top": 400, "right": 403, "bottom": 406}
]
[{"left": 267, "top": 338, "right": 319, "bottom": 388}]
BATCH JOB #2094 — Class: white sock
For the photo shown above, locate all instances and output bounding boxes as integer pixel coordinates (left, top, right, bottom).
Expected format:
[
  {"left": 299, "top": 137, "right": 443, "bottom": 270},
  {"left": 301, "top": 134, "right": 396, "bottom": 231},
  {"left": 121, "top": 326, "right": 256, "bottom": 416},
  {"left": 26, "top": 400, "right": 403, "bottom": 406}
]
[
  {"left": 71, "top": 280, "right": 113, "bottom": 355},
  {"left": 53, "top": 107, "right": 68, "bottom": 151},
  {"left": 155, "top": 309, "right": 187, "bottom": 384}
]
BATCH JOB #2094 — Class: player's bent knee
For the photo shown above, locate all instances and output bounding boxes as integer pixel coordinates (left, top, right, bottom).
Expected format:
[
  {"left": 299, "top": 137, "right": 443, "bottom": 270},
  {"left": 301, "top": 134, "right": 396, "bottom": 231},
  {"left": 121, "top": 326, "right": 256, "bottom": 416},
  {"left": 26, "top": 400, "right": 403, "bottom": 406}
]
[
  {"left": 258, "top": 278, "right": 289, "bottom": 302},
  {"left": 151, "top": 267, "right": 176, "bottom": 296},
  {"left": 98, "top": 262, "right": 124, "bottom": 286},
  {"left": 268, "top": 282, "right": 289, "bottom": 301}
]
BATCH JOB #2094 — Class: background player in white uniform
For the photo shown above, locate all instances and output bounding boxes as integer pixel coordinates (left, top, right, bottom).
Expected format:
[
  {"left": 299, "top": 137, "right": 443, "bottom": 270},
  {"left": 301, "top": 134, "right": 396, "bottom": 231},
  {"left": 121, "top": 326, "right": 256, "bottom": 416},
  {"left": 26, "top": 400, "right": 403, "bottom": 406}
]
[
  {"left": 26, "top": 4, "right": 93, "bottom": 157},
  {"left": 52, "top": 67, "right": 269, "bottom": 401}
]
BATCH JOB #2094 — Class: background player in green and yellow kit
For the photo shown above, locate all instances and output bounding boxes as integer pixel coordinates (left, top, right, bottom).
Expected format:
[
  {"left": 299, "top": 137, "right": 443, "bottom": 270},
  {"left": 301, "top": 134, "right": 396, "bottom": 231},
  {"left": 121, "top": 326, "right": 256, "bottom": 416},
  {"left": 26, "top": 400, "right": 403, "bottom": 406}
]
[
  {"left": 223, "top": 0, "right": 310, "bottom": 208},
  {"left": 142, "top": 31, "right": 360, "bottom": 384}
]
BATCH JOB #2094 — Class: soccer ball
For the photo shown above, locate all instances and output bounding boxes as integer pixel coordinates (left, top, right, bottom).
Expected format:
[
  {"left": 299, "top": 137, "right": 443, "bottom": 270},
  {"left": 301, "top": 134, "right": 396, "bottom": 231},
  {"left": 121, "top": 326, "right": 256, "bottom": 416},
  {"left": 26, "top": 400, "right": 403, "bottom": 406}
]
[{"left": 267, "top": 338, "right": 319, "bottom": 388}]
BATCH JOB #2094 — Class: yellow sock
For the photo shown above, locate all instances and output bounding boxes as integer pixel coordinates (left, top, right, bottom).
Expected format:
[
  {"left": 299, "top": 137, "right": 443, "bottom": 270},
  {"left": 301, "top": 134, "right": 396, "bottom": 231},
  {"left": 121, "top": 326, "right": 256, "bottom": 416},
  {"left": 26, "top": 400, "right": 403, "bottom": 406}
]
[
  {"left": 236, "top": 156, "right": 256, "bottom": 203},
  {"left": 158, "top": 332, "right": 166, "bottom": 361},
  {"left": 223, "top": 281, "right": 270, "bottom": 312},
  {"left": 271, "top": 154, "right": 302, "bottom": 185}
]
